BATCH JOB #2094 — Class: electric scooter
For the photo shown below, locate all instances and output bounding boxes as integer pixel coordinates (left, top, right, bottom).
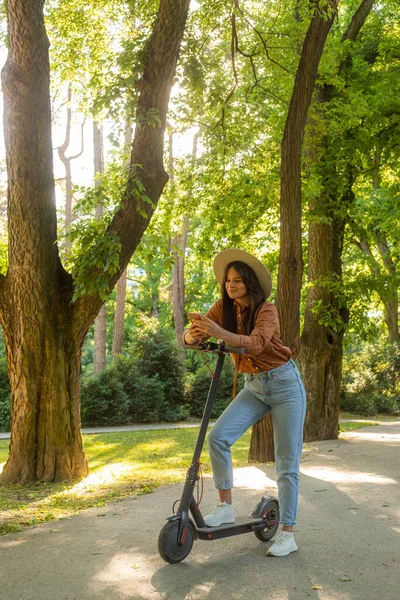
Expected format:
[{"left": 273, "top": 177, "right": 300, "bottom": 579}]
[{"left": 158, "top": 340, "right": 280, "bottom": 564}]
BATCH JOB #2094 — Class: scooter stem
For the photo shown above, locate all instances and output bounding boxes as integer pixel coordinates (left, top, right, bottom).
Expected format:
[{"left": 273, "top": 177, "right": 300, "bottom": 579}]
[{"left": 178, "top": 352, "right": 226, "bottom": 513}]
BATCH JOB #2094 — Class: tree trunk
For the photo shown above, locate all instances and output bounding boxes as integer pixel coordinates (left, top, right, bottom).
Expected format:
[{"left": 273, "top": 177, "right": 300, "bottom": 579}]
[
  {"left": 286, "top": 0, "right": 376, "bottom": 443},
  {"left": 248, "top": 413, "right": 275, "bottom": 463},
  {"left": 1, "top": 0, "right": 191, "bottom": 483},
  {"left": 0, "top": 308, "right": 88, "bottom": 482},
  {"left": 93, "top": 120, "right": 107, "bottom": 375},
  {"left": 112, "top": 269, "right": 127, "bottom": 356},
  {"left": 57, "top": 84, "right": 85, "bottom": 240},
  {"left": 112, "top": 120, "right": 133, "bottom": 358},
  {"left": 0, "top": 0, "right": 87, "bottom": 482},
  {"left": 250, "top": 0, "right": 338, "bottom": 462},
  {"left": 276, "top": 0, "right": 338, "bottom": 354},
  {"left": 299, "top": 186, "right": 348, "bottom": 441}
]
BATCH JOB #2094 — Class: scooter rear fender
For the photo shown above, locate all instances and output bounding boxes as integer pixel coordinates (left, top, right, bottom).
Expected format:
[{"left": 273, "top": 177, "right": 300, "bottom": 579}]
[{"left": 249, "top": 496, "right": 278, "bottom": 519}]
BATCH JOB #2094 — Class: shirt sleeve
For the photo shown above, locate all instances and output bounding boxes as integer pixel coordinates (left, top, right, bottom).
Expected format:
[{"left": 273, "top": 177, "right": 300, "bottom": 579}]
[{"left": 238, "top": 303, "right": 279, "bottom": 355}]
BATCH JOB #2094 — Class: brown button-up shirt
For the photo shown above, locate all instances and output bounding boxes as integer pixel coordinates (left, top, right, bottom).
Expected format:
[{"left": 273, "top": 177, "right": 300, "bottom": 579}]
[{"left": 204, "top": 299, "right": 291, "bottom": 373}]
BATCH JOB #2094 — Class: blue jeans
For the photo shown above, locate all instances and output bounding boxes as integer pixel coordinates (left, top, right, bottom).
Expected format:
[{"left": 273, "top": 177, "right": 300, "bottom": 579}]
[{"left": 207, "top": 359, "right": 306, "bottom": 526}]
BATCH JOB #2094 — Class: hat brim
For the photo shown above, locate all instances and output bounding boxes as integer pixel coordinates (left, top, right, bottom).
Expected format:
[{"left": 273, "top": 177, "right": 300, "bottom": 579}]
[{"left": 213, "top": 249, "right": 272, "bottom": 299}]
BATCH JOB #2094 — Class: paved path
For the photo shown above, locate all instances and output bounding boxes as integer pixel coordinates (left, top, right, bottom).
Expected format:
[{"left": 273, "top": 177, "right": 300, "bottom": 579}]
[{"left": 0, "top": 420, "right": 399, "bottom": 600}]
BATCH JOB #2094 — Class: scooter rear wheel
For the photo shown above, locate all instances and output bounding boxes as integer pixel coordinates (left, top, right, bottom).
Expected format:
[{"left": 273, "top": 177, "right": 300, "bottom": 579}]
[
  {"left": 158, "top": 519, "right": 195, "bottom": 563},
  {"left": 254, "top": 499, "right": 280, "bottom": 542}
]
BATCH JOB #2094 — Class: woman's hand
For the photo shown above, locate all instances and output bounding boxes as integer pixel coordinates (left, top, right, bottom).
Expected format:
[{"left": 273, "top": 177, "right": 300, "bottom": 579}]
[{"left": 190, "top": 314, "right": 223, "bottom": 339}]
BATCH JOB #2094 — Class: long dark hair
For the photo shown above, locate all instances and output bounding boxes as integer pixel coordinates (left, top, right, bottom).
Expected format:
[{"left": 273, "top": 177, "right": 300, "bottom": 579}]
[{"left": 221, "top": 261, "right": 265, "bottom": 334}]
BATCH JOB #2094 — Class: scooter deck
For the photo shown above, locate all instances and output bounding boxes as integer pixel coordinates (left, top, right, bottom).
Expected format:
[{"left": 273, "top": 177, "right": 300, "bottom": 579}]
[{"left": 196, "top": 516, "right": 269, "bottom": 540}]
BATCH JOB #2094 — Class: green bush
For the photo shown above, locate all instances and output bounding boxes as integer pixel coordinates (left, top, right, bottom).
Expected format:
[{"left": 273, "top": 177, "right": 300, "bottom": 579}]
[
  {"left": 0, "top": 358, "right": 11, "bottom": 431},
  {"left": 0, "top": 396, "right": 11, "bottom": 432},
  {"left": 133, "top": 323, "right": 186, "bottom": 407},
  {"left": 341, "top": 341, "right": 400, "bottom": 416},
  {"left": 186, "top": 356, "right": 244, "bottom": 418},
  {"left": 80, "top": 323, "right": 189, "bottom": 425},
  {"left": 81, "top": 368, "right": 130, "bottom": 426}
]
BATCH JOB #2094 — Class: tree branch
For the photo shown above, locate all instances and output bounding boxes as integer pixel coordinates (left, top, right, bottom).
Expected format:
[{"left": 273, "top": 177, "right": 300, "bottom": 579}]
[
  {"left": 341, "top": 0, "right": 376, "bottom": 42},
  {"left": 73, "top": 0, "right": 191, "bottom": 334}
]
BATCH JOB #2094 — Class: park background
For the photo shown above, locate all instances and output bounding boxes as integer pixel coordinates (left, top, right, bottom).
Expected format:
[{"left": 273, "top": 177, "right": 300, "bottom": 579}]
[{"left": 0, "top": 0, "right": 399, "bottom": 531}]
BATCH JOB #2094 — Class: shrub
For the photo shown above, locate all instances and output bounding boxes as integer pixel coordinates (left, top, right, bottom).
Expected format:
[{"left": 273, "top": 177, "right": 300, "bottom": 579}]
[
  {"left": 341, "top": 341, "right": 400, "bottom": 415},
  {"left": 133, "top": 322, "right": 186, "bottom": 408},
  {"left": 0, "top": 396, "right": 11, "bottom": 432},
  {"left": 80, "top": 324, "right": 189, "bottom": 426},
  {"left": 186, "top": 356, "right": 244, "bottom": 418},
  {"left": 81, "top": 368, "right": 130, "bottom": 426},
  {"left": 0, "top": 358, "right": 11, "bottom": 431}
]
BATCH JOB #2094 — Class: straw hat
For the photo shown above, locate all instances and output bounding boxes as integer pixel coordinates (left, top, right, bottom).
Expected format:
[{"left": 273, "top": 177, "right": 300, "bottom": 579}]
[{"left": 213, "top": 249, "right": 272, "bottom": 299}]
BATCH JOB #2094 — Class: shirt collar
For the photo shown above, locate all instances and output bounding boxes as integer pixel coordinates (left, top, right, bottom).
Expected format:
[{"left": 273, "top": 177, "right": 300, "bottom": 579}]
[{"left": 234, "top": 301, "right": 249, "bottom": 312}]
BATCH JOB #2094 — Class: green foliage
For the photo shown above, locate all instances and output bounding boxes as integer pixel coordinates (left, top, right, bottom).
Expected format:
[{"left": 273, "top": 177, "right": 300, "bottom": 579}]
[
  {"left": 81, "top": 370, "right": 130, "bottom": 426},
  {"left": 132, "top": 320, "right": 187, "bottom": 410},
  {"left": 0, "top": 239, "right": 7, "bottom": 276},
  {"left": 309, "top": 274, "right": 348, "bottom": 333},
  {"left": 185, "top": 354, "right": 244, "bottom": 418},
  {"left": 81, "top": 321, "right": 188, "bottom": 425},
  {"left": 341, "top": 342, "right": 400, "bottom": 415},
  {"left": 0, "top": 358, "right": 11, "bottom": 432}
]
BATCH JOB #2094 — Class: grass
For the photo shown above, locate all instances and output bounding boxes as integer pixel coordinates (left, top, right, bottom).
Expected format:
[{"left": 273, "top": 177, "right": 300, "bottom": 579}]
[
  {"left": 0, "top": 428, "right": 251, "bottom": 535},
  {"left": 0, "top": 414, "right": 395, "bottom": 536}
]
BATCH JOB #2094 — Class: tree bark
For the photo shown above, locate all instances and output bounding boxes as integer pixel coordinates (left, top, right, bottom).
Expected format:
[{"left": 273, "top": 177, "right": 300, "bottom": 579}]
[
  {"left": 299, "top": 178, "right": 348, "bottom": 441},
  {"left": 0, "top": 0, "right": 191, "bottom": 482},
  {"left": 250, "top": 0, "right": 338, "bottom": 462},
  {"left": 248, "top": 412, "right": 275, "bottom": 463}
]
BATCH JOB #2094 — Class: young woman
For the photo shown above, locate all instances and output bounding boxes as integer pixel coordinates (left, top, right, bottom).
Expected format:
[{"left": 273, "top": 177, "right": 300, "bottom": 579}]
[{"left": 183, "top": 249, "right": 306, "bottom": 557}]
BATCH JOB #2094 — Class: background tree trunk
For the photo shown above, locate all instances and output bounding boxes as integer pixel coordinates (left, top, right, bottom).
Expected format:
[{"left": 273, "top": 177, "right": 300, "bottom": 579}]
[
  {"left": 299, "top": 0, "right": 376, "bottom": 442},
  {"left": 250, "top": 0, "right": 338, "bottom": 462},
  {"left": 57, "top": 83, "right": 85, "bottom": 248},
  {"left": 112, "top": 121, "right": 133, "bottom": 358},
  {"left": 171, "top": 130, "right": 197, "bottom": 346},
  {"left": 93, "top": 120, "right": 107, "bottom": 375}
]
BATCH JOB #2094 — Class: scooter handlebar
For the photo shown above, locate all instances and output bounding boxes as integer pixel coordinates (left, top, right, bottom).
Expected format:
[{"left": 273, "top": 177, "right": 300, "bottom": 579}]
[{"left": 184, "top": 341, "right": 246, "bottom": 355}]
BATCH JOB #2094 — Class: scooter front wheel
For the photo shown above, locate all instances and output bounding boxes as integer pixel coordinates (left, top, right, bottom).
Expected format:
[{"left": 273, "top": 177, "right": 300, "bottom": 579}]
[
  {"left": 158, "top": 519, "right": 195, "bottom": 563},
  {"left": 254, "top": 499, "right": 280, "bottom": 542}
]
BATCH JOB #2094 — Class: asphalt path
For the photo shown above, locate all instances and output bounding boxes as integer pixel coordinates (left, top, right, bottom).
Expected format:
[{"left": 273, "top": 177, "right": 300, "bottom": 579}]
[{"left": 0, "top": 420, "right": 399, "bottom": 600}]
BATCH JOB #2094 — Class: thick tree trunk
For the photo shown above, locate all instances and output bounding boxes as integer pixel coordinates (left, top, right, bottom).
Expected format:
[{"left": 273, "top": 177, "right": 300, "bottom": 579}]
[
  {"left": 299, "top": 197, "right": 347, "bottom": 441},
  {"left": 1, "top": 0, "right": 190, "bottom": 482},
  {"left": 383, "top": 297, "right": 399, "bottom": 343},
  {"left": 276, "top": 0, "right": 338, "bottom": 355},
  {"left": 0, "top": 0, "right": 88, "bottom": 482},
  {"left": 299, "top": 0, "right": 379, "bottom": 442},
  {"left": 0, "top": 308, "right": 88, "bottom": 482},
  {"left": 250, "top": 0, "right": 338, "bottom": 462}
]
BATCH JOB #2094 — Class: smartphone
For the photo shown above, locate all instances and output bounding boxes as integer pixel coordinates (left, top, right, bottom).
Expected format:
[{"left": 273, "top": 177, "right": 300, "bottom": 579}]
[{"left": 187, "top": 312, "right": 204, "bottom": 322}]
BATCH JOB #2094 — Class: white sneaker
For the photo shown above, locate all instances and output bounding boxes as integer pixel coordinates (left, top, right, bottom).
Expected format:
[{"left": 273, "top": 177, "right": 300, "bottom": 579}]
[
  {"left": 204, "top": 502, "right": 235, "bottom": 527},
  {"left": 267, "top": 531, "right": 298, "bottom": 557}
]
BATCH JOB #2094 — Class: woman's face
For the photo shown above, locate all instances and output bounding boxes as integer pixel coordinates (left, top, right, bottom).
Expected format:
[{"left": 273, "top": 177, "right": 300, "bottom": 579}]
[{"left": 225, "top": 267, "right": 250, "bottom": 304}]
